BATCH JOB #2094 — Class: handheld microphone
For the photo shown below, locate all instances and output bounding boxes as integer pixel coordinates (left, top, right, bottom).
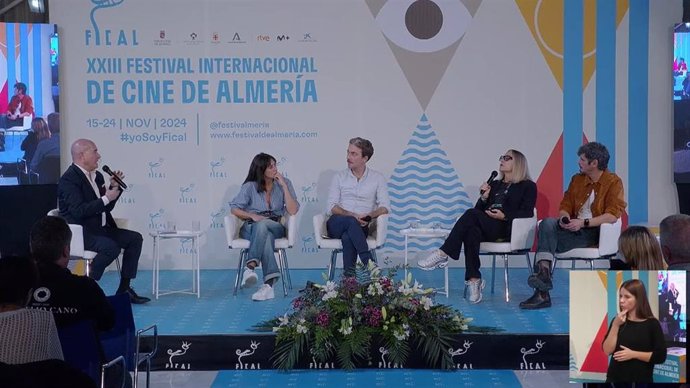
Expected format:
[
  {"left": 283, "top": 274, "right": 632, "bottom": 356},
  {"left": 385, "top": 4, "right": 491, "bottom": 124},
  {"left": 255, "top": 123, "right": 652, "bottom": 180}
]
[
  {"left": 102, "top": 165, "right": 127, "bottom": 189},
  {"left": 560, "top": 216, "right": 570, "bottom": 224},
  {"left": 480, "top": 170, "right": 498, "bottom": 195}
]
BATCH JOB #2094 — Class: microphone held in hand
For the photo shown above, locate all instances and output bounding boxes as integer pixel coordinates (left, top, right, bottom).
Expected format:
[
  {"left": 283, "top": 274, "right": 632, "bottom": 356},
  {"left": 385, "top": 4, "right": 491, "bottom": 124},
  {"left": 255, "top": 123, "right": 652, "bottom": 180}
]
[
  {"left": 560, "top": 216, "right": 570, "bottom": 225},
  {"left": 480, "top": 170, "right": 498, "bottom": 195},
  {"left": 102, "top": 165, "right": 128, "bottom": 189}
]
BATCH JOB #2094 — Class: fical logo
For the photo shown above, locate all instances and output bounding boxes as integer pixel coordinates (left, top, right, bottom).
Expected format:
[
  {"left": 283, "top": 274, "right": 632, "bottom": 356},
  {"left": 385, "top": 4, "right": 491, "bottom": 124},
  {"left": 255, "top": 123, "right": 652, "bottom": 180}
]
[
  {"left": 309, "top": 343, "right": 335, "bottom": 369},
  {"left": 148, "top": 208, "right": 166, "bottom": 230},
  {"left": 119, "top": 183, "right": 135, "bottom": 205},
  {"left": 148, "top": 158, "right": 166, "bottom": 179},
  {"left": 179, "top": 183, "right": 198, "bottom": 204},
  {"left": 209, "top": 158, "right": 228, "bottom": 178},
  {"left": 86, "top": 0, "right": 138, "bottom": 47},
  {"left": 449, "top": 340, "right": 474, "bottom": 369},
  {"left": 179, "top": 238, "right": 197, "bottom": 255},
  {"left": 300, "top": 182, "right": 317, "bottom": 203},
  {"left": 165, "top": 341, "right": 191, "bottom": 369},
  {"left": 301, "top": 234, "right": 318, "bottom": 254},
  {"left": 235, "top": 341, "right": 261, "bottom": 370},
  {"left": 210, "top": 208, "right": 225, "bottom": 229},
  {"left": 378, "top": 347, "right": 403, "bottom": 369},
  {"left": 520, "top": 339, "right": 546, "bottom": 370}
]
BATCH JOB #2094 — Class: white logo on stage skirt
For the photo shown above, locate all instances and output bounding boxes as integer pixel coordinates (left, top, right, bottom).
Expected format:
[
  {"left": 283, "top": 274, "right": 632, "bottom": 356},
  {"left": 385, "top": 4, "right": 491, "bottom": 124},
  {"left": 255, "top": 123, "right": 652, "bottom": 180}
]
[
  {"left": 235, "top": 340, "right": 261, "bottom": 370},
  {"left": 520, "top": 339, "right": 546, "bottom": 370},
  {"left": 449, "top": 340, "right": 474, "bottom": 369},
  {"left": 166, "top": 341, "right": 191, "bottom": 369},
  {"left": 378, "top": 347, "right": 403, "bottom": 369}
]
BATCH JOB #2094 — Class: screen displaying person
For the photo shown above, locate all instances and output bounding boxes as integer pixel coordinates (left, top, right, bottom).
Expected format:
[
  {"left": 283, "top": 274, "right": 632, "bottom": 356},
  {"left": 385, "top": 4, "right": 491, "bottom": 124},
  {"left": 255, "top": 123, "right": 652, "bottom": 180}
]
[{"left": 0, "top": 82, "right": 34, "bottom": 129}]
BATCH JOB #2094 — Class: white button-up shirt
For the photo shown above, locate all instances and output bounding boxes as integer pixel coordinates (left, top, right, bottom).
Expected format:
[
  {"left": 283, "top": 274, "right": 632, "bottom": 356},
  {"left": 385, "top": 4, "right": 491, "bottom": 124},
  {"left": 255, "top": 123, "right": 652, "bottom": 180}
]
[
  {"left": 75, "top": 164, "right": 109, "bottom": 226},
  {"left": 326, "top": 167, "right": 390, "bottom": 215}
]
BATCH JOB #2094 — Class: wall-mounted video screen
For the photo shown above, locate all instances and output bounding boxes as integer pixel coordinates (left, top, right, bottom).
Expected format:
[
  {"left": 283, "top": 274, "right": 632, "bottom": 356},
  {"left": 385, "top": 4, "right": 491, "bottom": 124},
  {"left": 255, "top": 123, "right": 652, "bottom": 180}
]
[
  {"left": 674, "top": 23, "right": 690, "bottom": 183},
  {"left": 0, "top": 23, "right": 59, "bottom": 186},
  {"left": 657, "top": 270, "right": 686, "bottom": 345}
]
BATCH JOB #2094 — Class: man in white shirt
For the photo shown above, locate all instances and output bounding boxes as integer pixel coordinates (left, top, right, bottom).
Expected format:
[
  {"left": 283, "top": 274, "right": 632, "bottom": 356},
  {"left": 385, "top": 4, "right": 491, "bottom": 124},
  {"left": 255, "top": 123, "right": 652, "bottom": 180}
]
[{"left": 326, "top": 137, "right": 389, "bottom": 275}]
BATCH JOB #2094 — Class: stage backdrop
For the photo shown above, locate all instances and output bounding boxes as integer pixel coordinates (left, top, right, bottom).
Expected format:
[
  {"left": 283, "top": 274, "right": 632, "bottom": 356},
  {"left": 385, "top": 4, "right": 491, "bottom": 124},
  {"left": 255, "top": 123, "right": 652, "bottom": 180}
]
[{"left": 51, "top": 0, "right": 680, "bottom": 270}]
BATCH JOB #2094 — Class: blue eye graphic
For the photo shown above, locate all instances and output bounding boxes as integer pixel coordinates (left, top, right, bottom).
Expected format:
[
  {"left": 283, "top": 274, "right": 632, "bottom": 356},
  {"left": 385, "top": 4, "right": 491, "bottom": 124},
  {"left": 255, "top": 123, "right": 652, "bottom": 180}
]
[{"left": 376, "top": 0, "right": 471, "bottom": 53}]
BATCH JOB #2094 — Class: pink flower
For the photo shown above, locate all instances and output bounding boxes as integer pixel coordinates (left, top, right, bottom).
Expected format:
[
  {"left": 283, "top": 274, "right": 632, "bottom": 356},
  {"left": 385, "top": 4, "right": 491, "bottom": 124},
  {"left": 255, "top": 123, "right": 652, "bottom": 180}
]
[
  {"left": 316, "top": 311, "right": 330, "bottom": 327},
  {"left": 293, "top": 297, "right": 304, "bottom": 309},
  {"left": 363, "top": 306, "right": 382, "bottom": 327}
]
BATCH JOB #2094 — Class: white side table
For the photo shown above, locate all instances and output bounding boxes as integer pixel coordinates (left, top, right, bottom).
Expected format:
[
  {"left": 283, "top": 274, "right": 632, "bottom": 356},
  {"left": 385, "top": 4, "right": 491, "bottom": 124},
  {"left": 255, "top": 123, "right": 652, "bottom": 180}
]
[
  {"left": 150, "top": 230, "right": 203, "bottom": 299},
  {"left": 400, "top": 228, "right": 450, "bottom": 298}
]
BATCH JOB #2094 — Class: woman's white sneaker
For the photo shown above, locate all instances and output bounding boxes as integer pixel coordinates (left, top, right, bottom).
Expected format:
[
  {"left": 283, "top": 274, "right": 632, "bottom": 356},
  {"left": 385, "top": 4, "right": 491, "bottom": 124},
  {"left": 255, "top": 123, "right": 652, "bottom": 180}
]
[
  {"left": 252, "top": 284, "right": 275, "bottom": 301},
  {"left": 241, "top": 268, "right": 258, "bottom": 288},
  {"left": 418, "top": 250, "right": 449, "bottom": 270},
  {"left": 465, "top": 279, "right": 485, "bottom": 304}
]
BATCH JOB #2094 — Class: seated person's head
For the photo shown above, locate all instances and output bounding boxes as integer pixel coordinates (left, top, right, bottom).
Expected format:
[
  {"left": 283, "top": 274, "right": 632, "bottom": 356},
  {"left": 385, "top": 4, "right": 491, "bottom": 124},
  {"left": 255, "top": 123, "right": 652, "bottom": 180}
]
[
  {"left": 14, "top": 82, "right": 26, "bottom": 96},
  {"left": 31, "top": 117, "right": 50, "bottom": 141},
  {"left": 47, "top": 112, "right": 60, "bottom": 134},
  {"left": 618, "top": 225, "right": 665, "bottom": 270},
  {"left": 0, "top": 256, "right": 38, "bottom": 307},
  {"left": 30, "top": 216, "right": 72, "bottom": 267},
  {"left": 660, "top": 214, "right": 690, "bottom": 266}
]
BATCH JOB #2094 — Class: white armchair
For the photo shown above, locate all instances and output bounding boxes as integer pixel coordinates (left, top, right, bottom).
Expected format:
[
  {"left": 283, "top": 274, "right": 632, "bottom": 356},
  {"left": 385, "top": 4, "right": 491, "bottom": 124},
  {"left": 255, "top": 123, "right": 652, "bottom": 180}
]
[
  {"left": 312, "top": 214, "right": 389, "bottom": 280},
  {"left": 479, "top": 209, "right": 538, "bottom": 302},
  {"left": 223, "top": 212, "right": 298, "bottom": 297},
  {"left": 48, "top": 209, "right": 125, "bottom": 277},
  {"left": 552, "top": 218, "right": 622, "bottom": 271},
  {"left": 3, "top": 115, "right": 31, "bottom": 147}
]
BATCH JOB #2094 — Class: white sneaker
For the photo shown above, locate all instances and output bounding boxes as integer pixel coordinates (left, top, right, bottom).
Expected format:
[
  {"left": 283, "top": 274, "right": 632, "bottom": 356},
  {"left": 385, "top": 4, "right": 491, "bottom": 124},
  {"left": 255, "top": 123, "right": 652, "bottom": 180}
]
[
  {"left": 252, "top": 284, "right": 275, "bottom": 301},
  {"left": 241, "top": 268, "right": 258, "bottom": 288},
  {"left": 465, "top": 279, "right": 485, "bottom": 304},
  {"left": 418, "top": 250, "right": 449, "bottom": 270}
]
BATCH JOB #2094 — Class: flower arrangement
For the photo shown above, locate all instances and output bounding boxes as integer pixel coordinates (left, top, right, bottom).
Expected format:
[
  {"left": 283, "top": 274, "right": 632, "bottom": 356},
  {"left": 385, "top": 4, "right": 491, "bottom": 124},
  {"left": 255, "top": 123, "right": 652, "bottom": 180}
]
[{"left": 267, "top": 261, "right": 473, "bottom": 370}]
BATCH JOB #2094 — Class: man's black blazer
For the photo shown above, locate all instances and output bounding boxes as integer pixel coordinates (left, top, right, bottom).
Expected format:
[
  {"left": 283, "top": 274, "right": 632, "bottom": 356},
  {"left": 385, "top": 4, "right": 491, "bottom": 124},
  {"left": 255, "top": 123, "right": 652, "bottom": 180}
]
[{"left": 58, "top": 164, "right": 120, "bottom": 235}]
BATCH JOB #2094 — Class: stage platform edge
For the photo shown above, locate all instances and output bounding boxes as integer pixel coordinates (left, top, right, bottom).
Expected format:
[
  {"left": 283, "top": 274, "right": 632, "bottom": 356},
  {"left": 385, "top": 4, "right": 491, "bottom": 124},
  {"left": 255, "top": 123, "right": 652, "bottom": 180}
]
[{"left": 143, "top": 332, "right": 567, "bottom": 371}]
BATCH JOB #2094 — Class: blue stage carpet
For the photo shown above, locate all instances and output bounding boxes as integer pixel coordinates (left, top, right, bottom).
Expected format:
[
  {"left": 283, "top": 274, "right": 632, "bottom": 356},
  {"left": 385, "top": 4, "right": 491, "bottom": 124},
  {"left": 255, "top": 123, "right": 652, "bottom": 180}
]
[
  {"left": 99, "top": 267, "right": 569, "bottom": 335},
  {"left": 210, "top": 369, "right": 524, "bottom": 387}
]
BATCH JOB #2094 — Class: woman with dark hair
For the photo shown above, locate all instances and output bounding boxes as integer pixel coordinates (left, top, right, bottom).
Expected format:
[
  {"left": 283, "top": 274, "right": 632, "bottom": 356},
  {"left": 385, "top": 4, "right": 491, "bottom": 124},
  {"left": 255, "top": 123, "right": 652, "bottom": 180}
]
[
  {"left": 602, "top": 279, "right": 667, "bottom": 383},
  {"left": 229, "top": 153, "right": 299, "bottom": 301},
  {"left": 417, "top": 149, "right": 537, "bottom": 304},
  {"left": 20, "top": 117, "right": 50, "bottom": 165}
]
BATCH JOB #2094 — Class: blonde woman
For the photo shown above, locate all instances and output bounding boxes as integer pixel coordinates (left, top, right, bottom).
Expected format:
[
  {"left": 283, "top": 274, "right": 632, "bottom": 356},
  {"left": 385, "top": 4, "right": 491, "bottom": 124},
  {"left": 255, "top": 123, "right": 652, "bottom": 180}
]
[
  {"left": 418, "top": 149, "right": 536, "bottom": 304},
  {"left": 618, "top": 226, "right": 666, "bottom": 270}
]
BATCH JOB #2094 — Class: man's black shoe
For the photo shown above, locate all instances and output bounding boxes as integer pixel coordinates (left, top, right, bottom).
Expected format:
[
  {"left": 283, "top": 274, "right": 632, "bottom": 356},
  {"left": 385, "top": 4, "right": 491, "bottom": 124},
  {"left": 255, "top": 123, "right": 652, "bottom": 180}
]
[
  {"left": 519, "top": 290, "right": 551, "bottom": 310},
  {"left": 118, "top": 287, "right": 150, "bottom": 304}
]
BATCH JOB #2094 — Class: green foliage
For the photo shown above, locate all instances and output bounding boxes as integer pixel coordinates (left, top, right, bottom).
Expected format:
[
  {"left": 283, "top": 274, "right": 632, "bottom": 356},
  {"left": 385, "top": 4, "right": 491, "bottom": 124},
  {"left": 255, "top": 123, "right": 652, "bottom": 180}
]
[{"left": 268, "top": 264, "right": 479, "bottom": 370}]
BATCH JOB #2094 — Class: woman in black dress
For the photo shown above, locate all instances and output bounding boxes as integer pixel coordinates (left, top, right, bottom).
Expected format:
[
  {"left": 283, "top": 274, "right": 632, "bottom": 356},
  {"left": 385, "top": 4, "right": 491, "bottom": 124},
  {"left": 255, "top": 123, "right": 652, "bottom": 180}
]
[{"left": 602, "top": 279, "right": 667, "bottom": 383}]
